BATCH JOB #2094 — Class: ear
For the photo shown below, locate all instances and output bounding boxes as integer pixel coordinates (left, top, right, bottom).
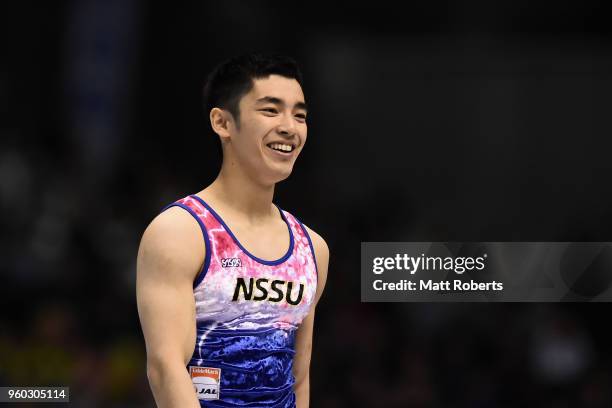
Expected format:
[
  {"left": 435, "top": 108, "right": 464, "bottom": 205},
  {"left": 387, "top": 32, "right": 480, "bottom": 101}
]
[{"left": 210, "top": 108, "right": 233, "bottom": 141}]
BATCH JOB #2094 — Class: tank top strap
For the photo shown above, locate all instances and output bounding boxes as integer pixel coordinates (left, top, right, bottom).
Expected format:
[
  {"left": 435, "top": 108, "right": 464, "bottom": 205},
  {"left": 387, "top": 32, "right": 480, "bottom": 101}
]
[
  {"left": 278, "top": 209, "right": 319, "bottom": 279},
  {"left": 160, "top": 195, "right": 227, "bottom": 287}
]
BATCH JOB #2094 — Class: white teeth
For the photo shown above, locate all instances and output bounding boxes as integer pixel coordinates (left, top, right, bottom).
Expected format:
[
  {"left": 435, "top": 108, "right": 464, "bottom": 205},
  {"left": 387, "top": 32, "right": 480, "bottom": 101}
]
[{"left": 268, "top": 143, "right": 293, "bottom": 152}]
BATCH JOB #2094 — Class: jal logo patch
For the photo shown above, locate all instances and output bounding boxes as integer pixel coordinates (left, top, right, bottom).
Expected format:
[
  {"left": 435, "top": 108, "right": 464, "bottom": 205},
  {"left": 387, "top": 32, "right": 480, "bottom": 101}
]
[
  {"left": 190, "top": 366, "right": 221, "bottom": 400},
  {"left": 221, "top": 257, "right": 242, "bottom": 268}
]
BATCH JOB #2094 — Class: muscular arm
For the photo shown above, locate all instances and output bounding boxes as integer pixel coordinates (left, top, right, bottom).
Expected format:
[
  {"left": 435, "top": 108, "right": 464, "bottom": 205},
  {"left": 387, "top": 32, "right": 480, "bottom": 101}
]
[
  {"left": 136, "top": 207, "right": 204, "bottom": 408},
  {"left": 293, "top": 227, "right": 329, "bottom": 408}
]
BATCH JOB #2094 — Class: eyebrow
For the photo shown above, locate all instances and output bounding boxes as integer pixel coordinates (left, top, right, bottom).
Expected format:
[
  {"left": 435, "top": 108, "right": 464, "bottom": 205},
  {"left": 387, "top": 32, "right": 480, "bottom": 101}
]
[{"left": 255, "top": 96, "right": 308, "bottom": 112}]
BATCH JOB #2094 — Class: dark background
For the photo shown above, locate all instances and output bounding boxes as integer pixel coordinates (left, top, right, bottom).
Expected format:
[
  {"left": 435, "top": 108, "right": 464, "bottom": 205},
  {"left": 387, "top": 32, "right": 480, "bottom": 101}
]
[{"left": 2, "top": 1, "right": 611, "bottom": 407}]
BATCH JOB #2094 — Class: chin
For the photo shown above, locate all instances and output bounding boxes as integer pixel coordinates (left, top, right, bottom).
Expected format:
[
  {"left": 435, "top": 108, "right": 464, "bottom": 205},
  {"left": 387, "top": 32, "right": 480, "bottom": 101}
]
[
  {"left": 267, "top": 166, "right": 294, "bottom": 184},
  {"left": 274, "top": 170, "right": 293, "bottom": 183},
  {"left": 275, "top": 173, "right": 292, "bottom": 183}
]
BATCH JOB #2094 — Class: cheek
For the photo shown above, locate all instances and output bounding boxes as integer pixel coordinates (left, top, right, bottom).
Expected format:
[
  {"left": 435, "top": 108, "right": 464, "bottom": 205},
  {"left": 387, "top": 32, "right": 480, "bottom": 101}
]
[
  {"left": 235, "top": 124, "right": 262, "bottom": 152},
  {"left": 300, "top": 126, "right": 307, "bottom": 144}
]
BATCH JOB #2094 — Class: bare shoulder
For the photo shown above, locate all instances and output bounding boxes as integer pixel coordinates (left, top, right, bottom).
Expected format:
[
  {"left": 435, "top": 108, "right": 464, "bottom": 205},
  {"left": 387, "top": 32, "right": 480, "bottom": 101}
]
[{"left": 137, "top": 206, "right": 205, "bottom": 282}]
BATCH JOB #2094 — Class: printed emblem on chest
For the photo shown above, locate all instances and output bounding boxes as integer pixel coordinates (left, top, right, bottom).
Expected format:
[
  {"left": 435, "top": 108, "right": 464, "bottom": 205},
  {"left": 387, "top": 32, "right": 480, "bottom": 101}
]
[
  {"left": 221, "top": 257, "right": 242, "bottom": 268},
  {"left": 232, "top": 277, "right": 304, "bottom": 305}
]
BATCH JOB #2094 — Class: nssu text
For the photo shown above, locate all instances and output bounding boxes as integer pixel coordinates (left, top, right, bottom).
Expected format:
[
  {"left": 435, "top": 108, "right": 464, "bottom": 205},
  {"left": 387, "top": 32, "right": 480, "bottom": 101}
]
[{"left": 232, "top": 277, "right": 304, "bottom": 305}]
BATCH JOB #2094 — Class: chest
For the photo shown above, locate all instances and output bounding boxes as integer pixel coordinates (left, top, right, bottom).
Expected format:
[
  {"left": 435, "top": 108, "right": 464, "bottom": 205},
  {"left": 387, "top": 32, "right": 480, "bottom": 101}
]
[
  {"left": 222, "top": 219, "right": 291, "bottom": 261},
  {"left": 195, "top": 249, "right": 317, "bottom": 329}
]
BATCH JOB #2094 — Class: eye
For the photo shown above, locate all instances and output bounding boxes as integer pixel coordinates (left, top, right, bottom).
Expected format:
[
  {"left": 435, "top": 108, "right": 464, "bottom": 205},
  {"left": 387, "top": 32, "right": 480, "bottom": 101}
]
[
  {"left": 260, "top": 108, "right": 278, "bottom": 114},
  {"left": 295, "top": 113, "right": 307, "bottom": 122}
]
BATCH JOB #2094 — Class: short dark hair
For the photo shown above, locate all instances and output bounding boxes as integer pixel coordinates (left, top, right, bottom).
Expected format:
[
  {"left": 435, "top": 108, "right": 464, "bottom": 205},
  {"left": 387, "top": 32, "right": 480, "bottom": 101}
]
[{"left": 203, "top": 53, "right": 304, "bottom": 125}]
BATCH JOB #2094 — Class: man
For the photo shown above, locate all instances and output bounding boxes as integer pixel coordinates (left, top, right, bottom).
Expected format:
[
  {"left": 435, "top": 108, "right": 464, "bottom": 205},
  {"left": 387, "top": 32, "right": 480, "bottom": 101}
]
[{"left": 136, "top": 54, "right": 329, "bottom": 408}]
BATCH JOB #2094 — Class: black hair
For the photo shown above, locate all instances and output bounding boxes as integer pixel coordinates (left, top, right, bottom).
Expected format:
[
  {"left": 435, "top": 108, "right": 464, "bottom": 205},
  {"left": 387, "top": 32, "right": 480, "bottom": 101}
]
[{"left": 202, "top": 53, "right": 304, "bottom": 126}]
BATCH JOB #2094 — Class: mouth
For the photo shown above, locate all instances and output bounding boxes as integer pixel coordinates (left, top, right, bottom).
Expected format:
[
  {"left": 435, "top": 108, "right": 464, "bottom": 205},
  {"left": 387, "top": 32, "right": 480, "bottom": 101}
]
[{"left": 265, "top": 142, "right": 296, "bottom": 156}]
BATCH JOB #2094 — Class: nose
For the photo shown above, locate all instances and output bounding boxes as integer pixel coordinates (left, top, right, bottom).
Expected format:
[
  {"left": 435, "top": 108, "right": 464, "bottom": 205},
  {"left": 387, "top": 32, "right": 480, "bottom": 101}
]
[{"left": 277, "top": 113, "right": 297, "bottom": 137}]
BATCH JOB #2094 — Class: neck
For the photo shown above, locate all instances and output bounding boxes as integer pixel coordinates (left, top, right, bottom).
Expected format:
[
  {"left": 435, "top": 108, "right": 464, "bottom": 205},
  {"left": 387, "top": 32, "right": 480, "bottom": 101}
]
[{"left": 202, "top": 157, "right": 276, "bottom": 221}]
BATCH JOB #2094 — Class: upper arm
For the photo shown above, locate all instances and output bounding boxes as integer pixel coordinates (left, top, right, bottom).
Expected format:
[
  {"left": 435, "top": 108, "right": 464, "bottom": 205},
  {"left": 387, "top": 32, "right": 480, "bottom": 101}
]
[
  {"left": 136, "top": 206, "right": 205, "bottom": 369},
  {"left": 293, "top": 225, "right": 329, "bottom": 384}
]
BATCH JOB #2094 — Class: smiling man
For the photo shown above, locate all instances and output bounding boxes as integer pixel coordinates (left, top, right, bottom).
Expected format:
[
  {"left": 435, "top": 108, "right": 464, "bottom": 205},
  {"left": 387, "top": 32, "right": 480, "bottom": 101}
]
[{"left": 136, "top": 54, "right": 329, "bottom": 408}]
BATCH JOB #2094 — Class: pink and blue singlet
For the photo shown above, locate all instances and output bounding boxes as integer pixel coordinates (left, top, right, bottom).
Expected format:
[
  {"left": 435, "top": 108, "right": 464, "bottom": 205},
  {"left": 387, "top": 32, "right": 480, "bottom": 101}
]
[{"left": 161, "top": 195, "right": 318, "bottom": 407}]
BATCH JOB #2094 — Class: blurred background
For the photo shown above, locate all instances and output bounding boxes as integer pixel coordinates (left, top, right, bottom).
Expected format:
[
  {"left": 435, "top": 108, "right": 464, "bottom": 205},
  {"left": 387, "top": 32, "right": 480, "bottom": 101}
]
[{"left": 2, "top": 1, "right": 612, "bottom": 407}]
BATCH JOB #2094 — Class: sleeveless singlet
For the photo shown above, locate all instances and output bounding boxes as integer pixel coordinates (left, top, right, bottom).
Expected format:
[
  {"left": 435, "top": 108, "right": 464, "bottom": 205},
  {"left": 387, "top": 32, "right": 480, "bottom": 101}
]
[{"left": 161, "top": 194, "right": 318, "bottom": 408}]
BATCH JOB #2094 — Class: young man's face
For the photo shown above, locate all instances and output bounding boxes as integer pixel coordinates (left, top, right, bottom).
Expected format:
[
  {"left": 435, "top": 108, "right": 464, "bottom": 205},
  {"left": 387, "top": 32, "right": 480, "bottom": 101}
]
[{"left": 228, "top": 74, "right": 307, "bottom": 184}]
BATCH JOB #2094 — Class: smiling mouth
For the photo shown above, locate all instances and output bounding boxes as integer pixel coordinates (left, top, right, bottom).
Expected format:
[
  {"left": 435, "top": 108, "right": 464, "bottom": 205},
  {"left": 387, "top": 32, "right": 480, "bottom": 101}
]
[{"left": 266, "top": 142, "right": 296, "bottom": 154}]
